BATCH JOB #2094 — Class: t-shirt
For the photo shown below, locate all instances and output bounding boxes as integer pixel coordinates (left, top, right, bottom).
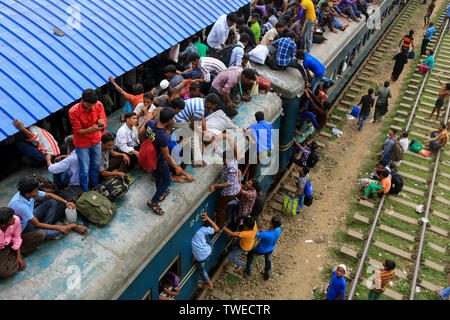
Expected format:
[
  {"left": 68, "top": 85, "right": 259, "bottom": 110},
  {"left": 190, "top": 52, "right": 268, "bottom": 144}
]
[
  {"left": 301, "top": 0, "right": 317, "bottom": 21},
  {"left": 255, "top": 227, "right": 281, "bottom": 253},
  {"left": 261, "top": 28, "right": 278, "bottom": 46},
  {"left": 8, "top": 191, "right": 46, "bottom": 231},
  {"left": 124, "top": 93, "right": 144, "bottom": 110},
  {"left": 446, "top": 4, "right": 450, "bottom": 17},
  {"left": 250, "top": 22, "right": 261, "bottom": 43},
  {"left": 326, "top": 270, "right": 346, "bottom": 300},
  {"left": 134, "top": 102, "right": 156, "bottom": 126},
  {"left": 205, "top": 109, "right": 239, "bottom": 136},
  {"left": 303, "top": 52, "right": 325, "bottom": 77},
  {"left": 358, "top": 94, "right": 374, "bottom": 115},
  {"left": 248, "top": 121, "right": 273, "bottom": 152},
  {"left": 381, "top": 176, "right": 391, "bottom": 193},
  {"left": 100, "top": 148, "right": 112, "bottom": 172},
  {"left": 194, "top": 42, "right": 209, "bottom": 57},
  {"left": 423, "top": 55, "right": 434, "bottom": 69},
  {"left": 375, "top": 87, "right": 392, "bottom": 105},
  {"left": 144, "top": 120, "right": 168, "bottom": 158},
  {"left": 424, "top": 26, "right": 436, "bottom": 40},
  {"left": 192, "top": 226, "right": 215, "bottom": 261},
  {"left": 174, "top": 98, "right": 205, "bottom": 123},
  {"left": 239, "top": 223, "right": 258, "bottom": 251}
]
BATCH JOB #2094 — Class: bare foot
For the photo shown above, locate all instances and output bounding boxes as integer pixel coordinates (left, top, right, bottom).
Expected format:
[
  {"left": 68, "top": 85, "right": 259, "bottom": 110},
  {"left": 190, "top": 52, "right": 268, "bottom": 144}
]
[
  {"left": 172, "top": 175, "right": 187, "bottom": 183},
  {"left": 361, "top": 196, "right": 369, "bottom": 200},
  {"left": 341, "top": 24, "right": 349, "bottom": 31}
]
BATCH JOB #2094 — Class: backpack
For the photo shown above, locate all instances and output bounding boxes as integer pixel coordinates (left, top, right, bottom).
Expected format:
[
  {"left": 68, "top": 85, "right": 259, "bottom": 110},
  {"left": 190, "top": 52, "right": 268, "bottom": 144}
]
[
  {"left": 92, "top": 175, "right": 133, "bottom": 202},
  {"left": 307, "top": 150, "right": 320, "bottom": 168},
  {"left": 389, "top": 173, "right": 403, "bottom": 195},
  {"left": 313, "top": 34, "right": 326, "bottom": 44},
  {"left": 57, "top": 185, "right": 85, "bottom": 203},
  {"left": 25, "top": 174, "right": 56, "bottom": 193},
  {"left": 390, "top": 140, "right": 405, "bottom": 162},
  {"left": 139, "top": 138, "right": 158, "bottom": 172},
  {"left": 76, "top": 191, "right": 117, "bottom": 227},
  {"left": 214, "top": 44, "right": 238, "bottom": 66},
  {"left": 304, "top": 195, "right": 313, "bottom": 207}
]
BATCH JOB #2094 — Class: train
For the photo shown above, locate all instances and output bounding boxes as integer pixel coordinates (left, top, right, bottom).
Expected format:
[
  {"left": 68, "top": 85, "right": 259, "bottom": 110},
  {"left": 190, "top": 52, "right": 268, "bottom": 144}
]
[{"left": 0, "top": 0, "right": 403, "bottom": 300}]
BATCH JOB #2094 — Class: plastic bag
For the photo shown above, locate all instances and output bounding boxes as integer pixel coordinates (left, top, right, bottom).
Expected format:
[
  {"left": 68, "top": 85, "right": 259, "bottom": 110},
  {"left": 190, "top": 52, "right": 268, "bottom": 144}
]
[
  {"left": 332, "top": 128, "right": 343, "bottom": 137},
  {"left": 415, "top": 204, "right": 424, "bottom": 214},
  {"left": 249, "top": 45, "right": 269, "bottom": 64},
  {"left": 65, "top": 207, "right": 77, "bottom": 224},
  {"left": 169, "top": 44, "right": 180, "bottom": 63}
]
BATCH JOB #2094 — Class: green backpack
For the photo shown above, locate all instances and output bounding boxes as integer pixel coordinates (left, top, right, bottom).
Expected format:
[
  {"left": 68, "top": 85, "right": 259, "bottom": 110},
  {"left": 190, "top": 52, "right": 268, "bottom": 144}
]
[{"left": 76, "top": 191, "right": 118, "bottom": 227}]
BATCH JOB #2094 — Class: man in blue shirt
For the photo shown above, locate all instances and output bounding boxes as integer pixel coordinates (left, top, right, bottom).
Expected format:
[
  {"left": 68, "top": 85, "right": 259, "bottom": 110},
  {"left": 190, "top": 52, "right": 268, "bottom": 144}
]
[
  {"left": 192, "top": 212, "right": 219, "bottom": 289},
  {"left": 420, "top": 22, "right": 435, "bottom": 56},
  {"left": 229, "top": 33, "right": 250, "bottom": 68},
  {"left": 243, "top": 216, "right": 282, "bottom": 280},
  {"left": 296, "top": 50, "right": 333, "bottom": 94},
  {"left": 324, "top": 264, "right": 347, "bottom": 300}
]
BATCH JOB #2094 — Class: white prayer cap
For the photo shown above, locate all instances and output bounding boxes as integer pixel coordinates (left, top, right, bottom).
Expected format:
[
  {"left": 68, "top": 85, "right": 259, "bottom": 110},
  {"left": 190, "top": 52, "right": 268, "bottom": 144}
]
[
  {"left": 337, "top": 264, "right": 347, "bottom": 274},
  {"left": 160, "top": 79, "right": 169, "bottom": 90}
]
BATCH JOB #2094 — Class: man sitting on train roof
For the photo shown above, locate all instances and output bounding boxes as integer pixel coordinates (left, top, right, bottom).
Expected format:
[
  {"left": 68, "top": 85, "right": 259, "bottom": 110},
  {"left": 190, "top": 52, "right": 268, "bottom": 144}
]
[
  {"left": 115, "top": 112, "right": 141, "bottom": 168},
  {"left": 265, "top": 31, "right": 297, "bottom": 70},
  {"left": 164, "top": 65, "right": 184, "bottom": 89},
  {"left": 316, "top": 1, "right": 349, "bottom": 33},
  {"left": 8, "top": 177, "right": 87, "bottom": 241},
  {"left": 0, "top": 207, "right": 45, "bottom": 279},
  {"left": 99, "top": 132, "right": 131, "bottom": 181},
  {"left": 12, "top": 119, "right": 61, "bottom": 168},
  {"left": 178, "top": 53, "right": 203, "bottom": 81},
  {"left": 108, "top": 76, "right": 144, "bottom": 113},
  {"left": 46, "top": 135, "right": 80, "bottom": 190},
  {"left": 210, "top": 67, "right": 257, "bottom": 109},
  {"left": 261, "top": 21, "right": 287, "bottom": 47}
]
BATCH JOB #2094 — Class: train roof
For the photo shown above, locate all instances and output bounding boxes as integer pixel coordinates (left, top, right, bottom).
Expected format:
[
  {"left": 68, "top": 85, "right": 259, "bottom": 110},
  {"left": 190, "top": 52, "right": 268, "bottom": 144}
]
[
  {"left": 0, "top": 93, "right": 281, "bottom": 300},
  {"left": 253, "top": 16, "right": 368, "bottom": 99}
]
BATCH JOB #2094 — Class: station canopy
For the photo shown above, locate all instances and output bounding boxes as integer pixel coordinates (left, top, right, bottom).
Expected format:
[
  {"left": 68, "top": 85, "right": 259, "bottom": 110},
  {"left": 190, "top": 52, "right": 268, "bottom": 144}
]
[{"left": 0, "top": 0, "right": 250, "bottom": 141}]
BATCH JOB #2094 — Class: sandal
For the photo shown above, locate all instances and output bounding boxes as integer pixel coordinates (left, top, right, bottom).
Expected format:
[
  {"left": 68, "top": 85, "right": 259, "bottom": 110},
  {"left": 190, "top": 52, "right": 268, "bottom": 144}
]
[
  {"left": 147, "top": 201, "right": 165, "bottom": 215},
  {"left": 159, "top": 190, "right": 170, "bottom": 202},
  {"left": 72, "top": 224, "right": 88, "bottom": 235},
  {"left": 192, "top": 161, "right": 206, "bottom": 168}
]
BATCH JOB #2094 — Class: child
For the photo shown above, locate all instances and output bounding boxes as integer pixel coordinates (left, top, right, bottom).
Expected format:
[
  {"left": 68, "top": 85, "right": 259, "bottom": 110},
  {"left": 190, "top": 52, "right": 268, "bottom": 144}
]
[
  {"left": 168, "top": 133, "right": 189, "bottom": 183},
  {"left": 324, "top": 264, "right": 347, "bottom": 300},
  {"left": 369, "top": 259, "right": 396, "bottom": 300},
  {"left": 238, "top": 179, "right": 261, "bottom": 227},
  {"left": 361, "top": 169, "right": 391, "bottom": 201},
  {"left": 426, "top": 76, "right": 450, "bottom": 121},
  {"left": 159, "top": 274, "right": 180, "bottom": 300},
  {"left": 134, "top": 92, "right": 156, "bottom": 130},
  {"left": 183, "top": 82, "right": 203, "bottom": 100},
  {"left": 250, "top": 12, "right": 261, "bottom": 44}
]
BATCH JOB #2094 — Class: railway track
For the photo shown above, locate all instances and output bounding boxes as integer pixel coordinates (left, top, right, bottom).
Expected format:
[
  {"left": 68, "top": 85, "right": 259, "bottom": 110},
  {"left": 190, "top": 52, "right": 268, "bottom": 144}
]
[{"left": 342, "top": 10, "right": 450, "bottom": 300}]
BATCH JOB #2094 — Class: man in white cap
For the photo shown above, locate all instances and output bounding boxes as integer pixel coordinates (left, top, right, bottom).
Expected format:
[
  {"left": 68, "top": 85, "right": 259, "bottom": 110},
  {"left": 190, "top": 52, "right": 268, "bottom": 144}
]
[{"left": 323, "top": 264, "right": 347, "bottom": 300}]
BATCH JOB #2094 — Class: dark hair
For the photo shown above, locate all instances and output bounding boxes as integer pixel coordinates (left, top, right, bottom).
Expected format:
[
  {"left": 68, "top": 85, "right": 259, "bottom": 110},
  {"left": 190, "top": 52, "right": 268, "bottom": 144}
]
[
  {"left": 296, "top": 49, "right": 306, "bottom": 59},
  {"left": 302, "top": 166, "right": 310, "bottom": 175},
  {"left": 227, "top": 12, "right": 237, "bottom": 22},
  {"left": 17, "top": 177, "right": 39, "bottom": 196},
  {"left": 268, "top": 6, "right": 276, "bottom": 15},
  {"left": 429, "top": 22, "right": 434, "bottom": 26},
  {"left": 236, "top": 17, "right": 245, "bottom": 26},
  {"left": 271, "top": 216, "right": 282, "bottom": 228},
  {"left": 243, "top": 53, "right": 250, "bottom": 61},
  {"left": 409, "top": 30, "right": 414, "bottom": 35},
  {"left": 243, "top": 216, "right": 255, "bottom": 230},
  {"left": 250, "top": 179, "right": 261, "bottom": 192},
  {"left": 124, "top": 112, "right": 136, "bottom": 120},
  {"left": 171, "top": 97, "right": 185, "bottom": 110},
  {"left": 368, "top": 88, "right": 374, "bottom": 94},
  {"left": 286, "top": 31, "right": 296, "bottom": 39},
  {"left": 402, "top": 130, "right": 409, "bottom": 138},
  {"left": 310, "top": 141, "right": 318, "bottom": 151},
  {"left": 82, "top": 89, "right": 98, "bottom": 104},
  {"left": 379, "top": 159, "right": 388, "bottom": 167},
  {"left": 446, "top": 83, "right": 450, "bottom": 90},
  {"left": 384, "top": 81, "right": 390, "bottom": 87},
  {"left": 428, "top": 49, "right": 434, "bottom": 55},
  {"left": 323, "top": 101, "right": 332, "bottom": 110},
  {"left": 164, "top": 65, "right": 177, "bottom": 74},
  {"left": 160, "top": 275, "right": 172, "bottom": 288},
  {"left": 390, "top": 127, "right": 397, "bottom": 135},
  {"left": 101, "top": 132, "right": 115, "bottom": 144},
  {"left": 0, "top": 207, "right": 14, "bottom": 225},
  {"left": 440, "top": 122, "right": 446, "bottom": 129},
  {"left": 167, "top": 88, "right": 178, "bottom": 97},
  {"left": 132, "top": 83, "right": 144, "bottom": 95},
  {"left": 251, "top": 12, "right": 260, "bottom": 19},
  {"left": 239, "top": 32, "right": 251, "bottom": 44},
  {"left": 159, "top": 107, "right": 176, "bottom": 123},
  {"left": 189, "top": 82, "right": 202, "bottom": 92},
  {"left": 223, "top": 106, "right": 238, "bottom": 119},
  {"left": 144, "top": 92, "right": 154, "bottom": 101},
  {"left": 205, "top": 93, "right": 220, "bottom": 106},
  {"left": 275, "top": 21, "right": 285, "bottom": 29},
  {"left": 188, "top": 52, "right": 200, "bottom": 63},
  {"left": 381, "top": 169, "right": 389, "bottom": 178},
  {"left": 242, "top": 68, "right": 257, "bottom": 81},
  {"left": 255, "top": 111, "right": 265, "bottom": 122},
  {"left": 385, "top": 259, "right": 396, "bottom": 271},
  {"left": 262, "top": 15, "right": 269, "bottom": 23}
]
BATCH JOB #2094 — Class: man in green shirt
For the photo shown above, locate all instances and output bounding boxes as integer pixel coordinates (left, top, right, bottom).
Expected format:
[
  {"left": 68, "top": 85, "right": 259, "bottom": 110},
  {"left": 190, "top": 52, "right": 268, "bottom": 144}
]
[
  {"left": 250, "top": 13, "right": 261, "bottom": 44},
  {"left": 192, "top": 35, "right": 208, "bottom": 57}
]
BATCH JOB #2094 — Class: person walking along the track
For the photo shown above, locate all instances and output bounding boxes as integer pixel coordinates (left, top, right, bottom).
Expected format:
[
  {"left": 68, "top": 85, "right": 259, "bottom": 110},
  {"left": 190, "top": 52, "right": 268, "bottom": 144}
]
[{"left": 391, "top": 47, "right": 409, "bottom": 82}]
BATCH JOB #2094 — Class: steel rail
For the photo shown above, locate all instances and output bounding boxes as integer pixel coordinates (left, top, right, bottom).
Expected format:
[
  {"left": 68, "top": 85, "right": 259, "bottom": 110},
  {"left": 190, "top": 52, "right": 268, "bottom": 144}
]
[{"left": 347, "top": 5, "right": 448, "bottom": 300}]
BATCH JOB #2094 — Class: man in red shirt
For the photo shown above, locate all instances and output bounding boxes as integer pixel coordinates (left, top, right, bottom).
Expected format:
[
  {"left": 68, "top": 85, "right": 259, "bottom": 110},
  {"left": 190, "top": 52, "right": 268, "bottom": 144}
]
[{"left": 69, "top": 89, "right": 107, "bottom": 191}]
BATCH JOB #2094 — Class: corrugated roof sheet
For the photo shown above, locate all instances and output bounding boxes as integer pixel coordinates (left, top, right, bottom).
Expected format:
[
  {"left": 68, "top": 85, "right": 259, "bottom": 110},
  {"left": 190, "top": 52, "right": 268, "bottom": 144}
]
[{"left": 0, "top": 0, "right": 250, "bottom": 141}]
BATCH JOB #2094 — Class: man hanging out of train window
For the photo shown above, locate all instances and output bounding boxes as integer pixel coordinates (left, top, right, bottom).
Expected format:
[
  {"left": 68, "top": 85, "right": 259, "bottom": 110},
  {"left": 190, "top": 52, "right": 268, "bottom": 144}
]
[
  {"left": 99, "top": 133, "right": 131, "bottom": 181},
  {"left": 12, "top": 119, "right": 61, "bottom": 168},
  {"left": 210, "top": 149, "right": 241, "bottom": 229},
  {"left": 266, "top": 31, "right": 297, "bottom": 71},
  {"left": 143, "top": 108, "right": 194, "bottom": 215},
  {"left": 192, "top": 212, "right": 220, "bottom": 289},
  {"left": 222, "top": 216, "right": 257, "bottom": 276},
  {"left": 8, "top": 177, "right": 87, "bottom": 240},
  {"left": 210, "top": 67, "right": 256, "bottom": 108},
  {"left": 69, "top": 89, "right": 107, "bottom": 192},
  {"left": 115, "top": 112, "right": 140, "bottom": 168},
  {"left": 368, "top": 259, "right": 396, "bottom": 300},
  {"left": 296, "top": 50, "right": 334, "bottom": 94},
  {"left": 423, "top": 122, "right": 448, "bottom": 150},
  {"left": 158, "top": 274, "right": 180, "bottom": 300},
  {"left": 244, "top": 216, "right": 282, "bottom": 281},
  {"left": 46, "top": 135, "right": 80, "bottom": 189},
  {"left": 0, "top": 207, "right": 45, "bottom": 279}
]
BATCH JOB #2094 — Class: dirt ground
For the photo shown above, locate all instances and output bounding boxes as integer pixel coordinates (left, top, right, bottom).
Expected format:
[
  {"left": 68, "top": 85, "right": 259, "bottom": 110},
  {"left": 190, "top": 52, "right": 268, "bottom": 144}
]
[{"left": 213, "top": 1, "right": 443, "bottom": 300}]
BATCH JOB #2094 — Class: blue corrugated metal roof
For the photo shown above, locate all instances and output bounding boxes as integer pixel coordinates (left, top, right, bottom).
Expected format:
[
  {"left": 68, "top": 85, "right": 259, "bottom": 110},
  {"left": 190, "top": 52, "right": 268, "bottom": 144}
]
[{"left": 0, "top": 0, "right": 250, "bottom": 141}]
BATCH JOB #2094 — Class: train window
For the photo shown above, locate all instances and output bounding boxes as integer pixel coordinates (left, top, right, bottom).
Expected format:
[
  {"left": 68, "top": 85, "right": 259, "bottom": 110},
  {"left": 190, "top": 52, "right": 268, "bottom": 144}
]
[
  {"left": 158, "top": 254, "right": 182, "bottom": 299},
  {"left": 141, "top": 288, "right": 152, "bottom": 300}
]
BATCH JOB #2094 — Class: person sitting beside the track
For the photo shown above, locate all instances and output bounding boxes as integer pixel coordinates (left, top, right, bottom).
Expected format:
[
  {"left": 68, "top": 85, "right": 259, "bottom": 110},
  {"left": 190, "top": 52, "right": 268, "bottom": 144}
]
[
  {"left": 323, "top": 264, "right": 347, "bottom": 300},
  {"left": 373, "top": 127, "right": 397, "bottom": 166},
  {"left": 393, "top": 130, "right": 409, "bottom": 168},
  {"left": 361, "top": 169, "right": 391, "bottom": 201},
  {"left": 426, "top": 76, "right": 450, "bottom": 122},
  {"left": 368, "top": 259, "right": 396, "bottom": 300},
  {"left": 423, "top": 122, "right": 448, "bottom": 150},
  {"left": 418, "top": 49, "right": 434, "bottom": 75}
]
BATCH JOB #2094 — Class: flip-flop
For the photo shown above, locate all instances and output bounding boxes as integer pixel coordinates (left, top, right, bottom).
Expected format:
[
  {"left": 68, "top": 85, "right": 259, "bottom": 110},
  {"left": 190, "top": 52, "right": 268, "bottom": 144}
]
[
  {"left": 147, "top": 201, "right": 165, "bottom": 215},
  {"left": 159, "top": 190, "right": 170, "bottom": 202},
  {"left": 72, "top": 224, "right": 88, "bottom": 235}
]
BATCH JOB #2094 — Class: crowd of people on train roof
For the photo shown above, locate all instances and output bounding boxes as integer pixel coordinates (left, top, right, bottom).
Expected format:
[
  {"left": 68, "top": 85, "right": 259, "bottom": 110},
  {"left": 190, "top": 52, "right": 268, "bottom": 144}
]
[{"left": 1, "top": 0, "right": 449, "bottom": 300}]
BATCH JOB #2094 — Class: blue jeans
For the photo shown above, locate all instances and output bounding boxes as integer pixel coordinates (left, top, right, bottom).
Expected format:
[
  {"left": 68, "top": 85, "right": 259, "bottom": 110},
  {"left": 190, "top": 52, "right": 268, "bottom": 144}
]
[
  {"left": 429, "top": 133, "right": 441, "bottom": 149},
  {"left": 341, "top": 5, "right": 357, "bottom": 19},
  {"left": 228, "top": 243, "right": 249, "bottom": 267},
  {"left": 17, "top": 142, "right": 46, "bottom": 164},
  {"left": 151, "top": 160, "right": 172, "bottom": 204},
  {"left": 76, "top": 142, "right": 101, "bottom": 191},
  {"left": 244, "top": 249, "right": 273, "bottom": 279},
  {"left": 333, "top": 17, "right": 343, "bottom": 29},
  {"left": 226, "top": 199, "right": 240, "bottom": 220},
  {"left": 23, "top": 199, "right": 64, "bottom": 240},
  {"left": 296, "top": 193, "right": 305, "bottom": 214},
  {"left": 310, "top": 75, "right": 333, "bottom": 94},
  {"left": 196, "top": 258, "right": 211, "bottom": 283},
  {"left": 358, "top": 112, "right": 369, "bottom": 131},
  {"left": 302, "top": 19, "right": 315, "bottom": 52},
  {"left": 333, "top": 5, "right": 343, "bottom": 15},
  {"left": 352, "top": 4, "right": 361, "bottom": 17}
]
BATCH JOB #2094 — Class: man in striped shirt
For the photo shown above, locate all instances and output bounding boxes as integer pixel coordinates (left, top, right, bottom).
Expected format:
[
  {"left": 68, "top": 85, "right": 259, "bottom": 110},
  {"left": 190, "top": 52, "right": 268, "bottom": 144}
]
[
  {"left": 13, "top": 119, "right": 60, "bottom": 166},
  {"left": 199, "top": 56, "right": 227, "bottom": 83},
  {"left": 369, "top": 259, "right": 396, "bottom": 300},
  {"left": 424, "top": 122, "right": 448, "bottom": 149}
]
